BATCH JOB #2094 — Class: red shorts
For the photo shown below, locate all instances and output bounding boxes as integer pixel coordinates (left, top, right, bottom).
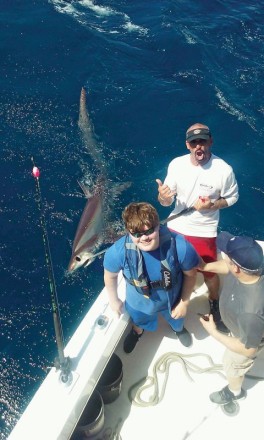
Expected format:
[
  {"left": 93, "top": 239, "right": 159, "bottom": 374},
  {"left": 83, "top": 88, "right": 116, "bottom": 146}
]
[{"left": 174, "top": 233, "right": 217, "bottom": 279}]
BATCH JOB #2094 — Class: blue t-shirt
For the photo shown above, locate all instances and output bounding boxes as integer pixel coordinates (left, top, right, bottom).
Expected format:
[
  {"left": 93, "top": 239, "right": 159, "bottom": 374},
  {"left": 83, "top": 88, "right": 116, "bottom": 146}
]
[{"left": 104, "top": 230, "right": 199, "bottom": 314}]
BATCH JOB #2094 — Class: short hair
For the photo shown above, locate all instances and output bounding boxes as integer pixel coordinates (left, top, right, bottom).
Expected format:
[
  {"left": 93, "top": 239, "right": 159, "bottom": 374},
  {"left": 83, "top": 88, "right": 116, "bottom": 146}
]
[
  {"left": 122, "top": 202, "right": 160, "bottom": 232},
  {"left": 239, "top": 266, "right": 263, "bottom": 277}
]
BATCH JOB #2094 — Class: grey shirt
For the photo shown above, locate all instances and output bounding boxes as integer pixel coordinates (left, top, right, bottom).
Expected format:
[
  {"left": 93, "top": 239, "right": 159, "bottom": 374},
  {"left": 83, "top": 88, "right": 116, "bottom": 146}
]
[{"left": 220, "top": 273, "right": 264, "bottom": 348}]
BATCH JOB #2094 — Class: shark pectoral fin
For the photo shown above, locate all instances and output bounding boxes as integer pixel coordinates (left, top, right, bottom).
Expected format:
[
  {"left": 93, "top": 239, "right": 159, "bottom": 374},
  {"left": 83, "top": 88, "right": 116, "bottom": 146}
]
[
  {"left": 77, "top": 180, "right": 93, "bottom": 198},
  {"left": 84, "top": 257, "right": 95, "bottom": 267}
]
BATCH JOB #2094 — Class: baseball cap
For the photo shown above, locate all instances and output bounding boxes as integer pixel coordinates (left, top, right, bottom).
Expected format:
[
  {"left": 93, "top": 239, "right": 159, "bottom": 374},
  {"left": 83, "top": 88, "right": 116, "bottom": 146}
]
[
  {"left": 217, "top": 231, "right": 264, "bottom": 272},
  {"left": 186, "top": 127, "right": 211, "bottom": 142}
]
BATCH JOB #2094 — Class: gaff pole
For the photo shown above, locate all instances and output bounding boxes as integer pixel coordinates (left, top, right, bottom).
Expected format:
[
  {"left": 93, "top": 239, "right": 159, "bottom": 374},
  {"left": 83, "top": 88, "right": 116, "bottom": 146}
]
[{"left": 31, "top": 157, "right": 71, "bottom": 383}]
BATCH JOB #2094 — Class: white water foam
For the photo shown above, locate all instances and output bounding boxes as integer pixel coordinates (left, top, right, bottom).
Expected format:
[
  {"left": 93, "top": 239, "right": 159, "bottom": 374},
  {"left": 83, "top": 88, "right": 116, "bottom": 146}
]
[
  {"left": 215, "top": 86, "right": 256, "bottom": 131},
  {"left": 50, "top": 0, "right": 148, "bottom": 35}
]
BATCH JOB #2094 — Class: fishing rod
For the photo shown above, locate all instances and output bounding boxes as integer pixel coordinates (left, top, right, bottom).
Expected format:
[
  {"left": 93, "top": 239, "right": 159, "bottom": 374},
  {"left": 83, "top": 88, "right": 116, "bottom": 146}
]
[
  {"left": 160, "top": 206, "right": 195, "bottom": 225},
  {"left": 31, "top": 157, "right": 72, "bottom": 384}
]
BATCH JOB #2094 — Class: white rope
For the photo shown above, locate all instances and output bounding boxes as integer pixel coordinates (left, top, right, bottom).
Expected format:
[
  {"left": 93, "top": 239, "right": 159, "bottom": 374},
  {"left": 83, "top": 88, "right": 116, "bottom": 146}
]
[{"left": 128, "top": 351, "right": 225, "bottom": 407}]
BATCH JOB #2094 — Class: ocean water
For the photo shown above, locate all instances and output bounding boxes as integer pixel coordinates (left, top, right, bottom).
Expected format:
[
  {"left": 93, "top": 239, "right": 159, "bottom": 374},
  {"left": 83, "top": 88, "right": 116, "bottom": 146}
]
[{"left": 1, "top": 0, "right": 264, "bottom": 437}]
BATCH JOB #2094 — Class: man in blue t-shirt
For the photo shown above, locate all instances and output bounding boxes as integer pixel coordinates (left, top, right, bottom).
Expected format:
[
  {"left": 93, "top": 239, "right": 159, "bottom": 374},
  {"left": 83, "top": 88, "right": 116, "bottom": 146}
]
[{"left": 103, "top": 202, "right": 199, "bottom": 353}]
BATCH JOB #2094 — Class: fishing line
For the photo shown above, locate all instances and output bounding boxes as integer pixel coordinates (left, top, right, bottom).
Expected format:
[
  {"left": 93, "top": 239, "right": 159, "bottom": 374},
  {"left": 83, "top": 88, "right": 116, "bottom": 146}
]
[{"left": 31, "top": 157, "right": 71, "bottom": 383}]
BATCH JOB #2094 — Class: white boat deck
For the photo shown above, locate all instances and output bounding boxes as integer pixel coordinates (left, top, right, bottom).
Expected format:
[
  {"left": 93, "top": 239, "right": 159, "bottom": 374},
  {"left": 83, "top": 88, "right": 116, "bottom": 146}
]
[
  {"left": 8, "top": 253, "right": 264, "bottom": 440},
  {"left": 92, "top": 275, "right": 264, "bottom": 440}
]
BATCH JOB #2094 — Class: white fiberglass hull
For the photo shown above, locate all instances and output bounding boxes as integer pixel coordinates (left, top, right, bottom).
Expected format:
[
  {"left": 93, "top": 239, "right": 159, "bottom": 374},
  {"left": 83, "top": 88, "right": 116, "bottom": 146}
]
[{"left": 8, "top": 246, "right": 264, "bottom": 440}]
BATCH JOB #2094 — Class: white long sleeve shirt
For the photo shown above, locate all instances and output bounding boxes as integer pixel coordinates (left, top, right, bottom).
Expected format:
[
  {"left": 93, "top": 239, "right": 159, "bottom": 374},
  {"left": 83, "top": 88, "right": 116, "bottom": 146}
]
[{"left": 164, "top": 153, "right": 239, "bottom": 237}]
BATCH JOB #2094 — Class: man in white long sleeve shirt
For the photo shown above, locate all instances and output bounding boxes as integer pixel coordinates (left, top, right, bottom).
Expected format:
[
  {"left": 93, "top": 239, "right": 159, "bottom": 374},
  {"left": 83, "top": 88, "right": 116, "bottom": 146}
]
[{"left": 156, "top": 123, "right": 239, "bottom": 331}]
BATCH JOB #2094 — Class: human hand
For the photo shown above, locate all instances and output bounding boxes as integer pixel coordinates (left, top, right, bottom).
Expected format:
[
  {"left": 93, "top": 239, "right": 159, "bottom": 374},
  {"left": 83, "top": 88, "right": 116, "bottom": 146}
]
[
  {"left": 109, "top": 298, "right": 124, "bottom": 318},
  {"left": 171, "top": 301, "right": 188, "bottom": 319},
  {"left": 194, "top": 196, "right": 214, "bottom": 211},
  {"left": 199, "top": 314, "right": 217, "bottom": 335},
  {"left": 156, "top": 179, "right": 176, "bottom": 202}
]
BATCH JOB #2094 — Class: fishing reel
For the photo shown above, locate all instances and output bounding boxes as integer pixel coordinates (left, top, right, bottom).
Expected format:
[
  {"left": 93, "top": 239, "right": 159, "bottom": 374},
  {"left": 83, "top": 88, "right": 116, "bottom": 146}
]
[{"left": 54, "top": 356, "right": 73, "bottom": 385}]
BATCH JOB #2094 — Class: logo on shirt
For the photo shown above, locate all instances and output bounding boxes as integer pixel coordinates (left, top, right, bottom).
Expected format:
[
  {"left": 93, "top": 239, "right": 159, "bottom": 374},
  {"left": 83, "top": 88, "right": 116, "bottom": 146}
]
[
  {"left": 161, "top": 269, "right": 172, "bottom": 290},
  {"left": 200, "top": 184, "right": 213, "bottom": 189}
]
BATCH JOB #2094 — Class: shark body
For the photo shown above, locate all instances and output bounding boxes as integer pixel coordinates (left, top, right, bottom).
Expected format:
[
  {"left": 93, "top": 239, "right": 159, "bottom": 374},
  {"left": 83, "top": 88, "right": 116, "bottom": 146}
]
[{"left": 68, "top": 88, "right": 128, "bottom": 272}]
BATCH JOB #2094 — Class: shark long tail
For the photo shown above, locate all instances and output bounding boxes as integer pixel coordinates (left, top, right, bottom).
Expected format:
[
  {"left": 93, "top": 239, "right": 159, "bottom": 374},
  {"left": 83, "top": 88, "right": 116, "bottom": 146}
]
[{"left": 78, "top": 87, "right": 106, "bottom": 171}]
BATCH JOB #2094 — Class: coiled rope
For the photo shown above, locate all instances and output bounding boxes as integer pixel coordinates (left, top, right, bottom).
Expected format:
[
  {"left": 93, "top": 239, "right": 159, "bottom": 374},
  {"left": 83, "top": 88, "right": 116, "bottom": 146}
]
[{"left": 128, "top": 351, "right": 225, "bottom": 407}]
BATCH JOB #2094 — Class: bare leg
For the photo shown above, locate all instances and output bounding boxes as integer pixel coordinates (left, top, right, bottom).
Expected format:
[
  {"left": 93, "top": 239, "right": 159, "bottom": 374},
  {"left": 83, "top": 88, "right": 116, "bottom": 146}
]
[
  {"left": 204, "top": 273, "right": 220, "bottom": 301},
  {"left": 132, "top": 324, "right": 144, "bottom": 335},
  {"left": 228, "top": 375, "right": 244, "bottom": 394},
  {"left": 204, "top": 274, "right": 229, "bottom": 332}
]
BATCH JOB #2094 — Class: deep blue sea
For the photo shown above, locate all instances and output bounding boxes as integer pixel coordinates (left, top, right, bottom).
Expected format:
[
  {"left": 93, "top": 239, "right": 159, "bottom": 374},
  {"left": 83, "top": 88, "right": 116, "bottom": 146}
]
[{"left": 1, "top": 0, "right": 264, "bottom": 437}]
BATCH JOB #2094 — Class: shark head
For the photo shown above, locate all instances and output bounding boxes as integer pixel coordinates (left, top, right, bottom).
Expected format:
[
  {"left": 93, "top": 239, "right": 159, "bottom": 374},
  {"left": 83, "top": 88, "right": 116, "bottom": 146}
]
[{"left": 68, "top": 250, "right": 96, "bottom": 272}]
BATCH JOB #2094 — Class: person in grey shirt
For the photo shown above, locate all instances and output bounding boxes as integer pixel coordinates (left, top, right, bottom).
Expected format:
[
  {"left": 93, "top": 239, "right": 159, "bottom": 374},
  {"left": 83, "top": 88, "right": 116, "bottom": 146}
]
[{"left": 199, "top": 231, "right": 264, "bottom": 413}]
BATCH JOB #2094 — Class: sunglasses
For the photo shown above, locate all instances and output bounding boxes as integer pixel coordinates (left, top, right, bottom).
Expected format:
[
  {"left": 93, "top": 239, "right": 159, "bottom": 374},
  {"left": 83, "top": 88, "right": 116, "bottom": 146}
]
[
  {"left": 189, "top": 138, "right": 209, "bottom": 146},
  {"left": 129, "top": 226, "right": 156, "bottom": 238}
]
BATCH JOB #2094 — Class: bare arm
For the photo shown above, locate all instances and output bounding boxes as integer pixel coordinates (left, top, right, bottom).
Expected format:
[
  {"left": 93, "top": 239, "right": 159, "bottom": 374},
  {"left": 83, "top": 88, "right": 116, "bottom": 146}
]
[
  {"left": 171, "top": 268, "right": 197, "bottom": 318},
  {"left": 199, "top": 258, "right": 230, "bottom": 275},
  {"left": 210, "top": 197, "right": 228, "bottom": 210},
  {"left": 200, "top": 315, "right": 257, "bottom": 357},
  {"left": 194, "top": 196, "right": 228, "bottom": 212},
  {"left": 104, "top": 269, "right": 124, "bottom": 316}
]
